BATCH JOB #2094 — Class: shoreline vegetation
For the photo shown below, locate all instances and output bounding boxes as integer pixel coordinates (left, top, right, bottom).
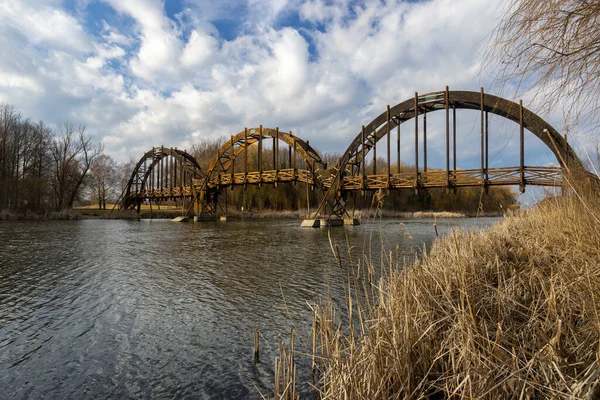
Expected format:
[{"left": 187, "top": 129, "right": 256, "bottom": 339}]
[
  {"left": 0, "top": 205, "right": 505, "bottom": 221},
  {"left": 271, "top": 180, "right": 600, "bottom": 398},
  {"left": 0, "top": 204, "right": 515, "bottom": 221}
]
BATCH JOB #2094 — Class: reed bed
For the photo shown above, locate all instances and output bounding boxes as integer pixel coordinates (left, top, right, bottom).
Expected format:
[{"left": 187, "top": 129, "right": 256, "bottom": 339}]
[
  {"left": 0, "top": 208, "right": 81, "bottom": 220},
  {"left": 281, "top": 188, "right": 600, "bottom": 399},
  {"left": 355, "top": 209, "right": 467, "bottom": 219}
]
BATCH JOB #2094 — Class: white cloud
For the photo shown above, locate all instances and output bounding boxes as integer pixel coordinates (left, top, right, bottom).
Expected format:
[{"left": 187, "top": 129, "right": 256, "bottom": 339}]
[
  {"left": 259, "top": 28, "right": 309, "bottom": 102},
  {"left": 103, "top": 0, "right": 184, "bottom": 83},
  {"left": 247, "top": 0, "right": 295, "bottom": 26},
  {"left": 180, "top": 30, "right": 218, "bottom": 68},
  {"left": 0, "top": 0, "right": 93, "bottom": 53},
  {"left": 0, "top": 72, "right": 43, "bottom": 93},
  {"left": 101, "top": 21, "right": 135, "bottom": 47},
  {"left": 2, "top": 0, "right": 556, "bottom": 171},
  {"left": 299, "top": 0, "right": 346, "bottom": 23}
]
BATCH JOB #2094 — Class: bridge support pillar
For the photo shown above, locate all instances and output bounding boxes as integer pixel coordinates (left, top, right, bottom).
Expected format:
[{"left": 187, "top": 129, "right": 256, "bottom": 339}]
[
  {"left": 301, "top": 219, "right": 320, "bottom": 228},
  {"left": 194, "top": 215, "right": 218, "bottom": 222},
  {"left": 320, "top": 219, "right": 344, "bottom": 228},
  {"left": 300, "top": 218, "right": 359, "bottom": 228},
  {"left": 194, "top": 195, "right": 201, "bottom": 215}
]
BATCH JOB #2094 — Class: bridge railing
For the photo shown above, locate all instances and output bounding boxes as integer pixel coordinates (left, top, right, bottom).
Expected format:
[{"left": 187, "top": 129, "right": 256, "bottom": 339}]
[
  {"left": 335, "top": 166, "right": 564, "bottom": 191},
  {"left": 205, "top": 169, "right": 315, "bottom": 187},
  {"left": 129, "top": 166, "right": 565, "bottom": 201}
]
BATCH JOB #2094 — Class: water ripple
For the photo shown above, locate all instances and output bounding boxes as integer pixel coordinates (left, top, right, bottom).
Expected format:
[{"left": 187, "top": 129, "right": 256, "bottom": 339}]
[{"left": 0, "top": 217, "right": 498, "bottom": 398}]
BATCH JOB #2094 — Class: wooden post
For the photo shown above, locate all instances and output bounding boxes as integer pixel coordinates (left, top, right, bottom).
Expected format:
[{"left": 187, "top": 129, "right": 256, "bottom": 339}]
[
  {"left": 453, "top": 106, "right": 457, "bottom": 172},
  {"left": 520, "top": 100, "right": 525, "bottom": 192},
  {"left": 372, "top": 128, "right": 377, "bottom": 175},
  {"left": 150, "top": 154, "right": 154, "bottom": 191},
  {"left": 445, "top": 86, "right": 450, "bottom": 188},
  {"left": 143, "top": 156, "right": 147, "bottom": 194},
  {"left": 169, "top": 148, "right": 174, "bottom": 189},
  {"left": 480, "top": 88, "right": 485, "bottom": 186},
  {"left": 231, "top": 135, "right": 235, "bottom": 185},
  {"left": 387, "top": 105, "right": 391, "bottom": 188},
  {"left": 180, "top": 156, "right": 184, "bottom": 192},
  {"left": 164, "top": 150, "right": 169, "bottom": 190},
  {"left": 397, "top": 120, "right": 401, "bottom": 173},
  {"left": 160, "top": 146, "right": 164, "bottom": 190},
  {"left": 258, "top": 125, "right": 263, "bottom": 187},
  {"left": 173, "top": 150, "right": 177, "bottom": 188},
  {"left": 288, "top": 135, "right": 292, "bottom": 169},
  {"left": 361, "top": 125, "right": 366, "bottom": 189},
  {"left": 292, "top": 132, "right": 297, "bottom": 180},
  {"left": 485, "top": 111, "right": 489, "bottom": 182},
  {"left": 244, "top": 127, "right": 248, "bottom": 187},
  {"left": 254, "top": 324, "right": 260, "bottom": 363},
  {"left": 414, "top": 92, "right": 419, "bottom": 191},
  {"left": 423, "top": 110, "right": 427, "bottom": 173},
  {"left": 306, "top": 160, "right": 310, "bottom": 216},
  {"left": 275, "top": 127, "right": 279, "bottom": 184}
]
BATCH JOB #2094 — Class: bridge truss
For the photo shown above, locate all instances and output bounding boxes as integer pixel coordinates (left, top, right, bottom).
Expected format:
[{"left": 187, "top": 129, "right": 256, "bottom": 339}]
[{"left": 122, "top": 88, "right": 588, "bottom": 222}]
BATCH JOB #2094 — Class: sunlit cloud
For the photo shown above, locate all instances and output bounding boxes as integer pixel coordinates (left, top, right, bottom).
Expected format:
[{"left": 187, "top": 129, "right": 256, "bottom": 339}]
[{"left": 0, "top": 0, "right": 556, "bottom": 175}]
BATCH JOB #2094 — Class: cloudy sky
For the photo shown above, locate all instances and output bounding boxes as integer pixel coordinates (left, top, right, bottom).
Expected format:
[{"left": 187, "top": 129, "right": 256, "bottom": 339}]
[{"left": 0, "top": 0, "right": 580, "bottom": 182}]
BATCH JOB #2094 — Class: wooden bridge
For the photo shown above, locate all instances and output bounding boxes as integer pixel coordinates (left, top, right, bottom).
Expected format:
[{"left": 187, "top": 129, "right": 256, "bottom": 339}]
[{"left": 121, "top": 88, "right": 587, "bottom": 224}]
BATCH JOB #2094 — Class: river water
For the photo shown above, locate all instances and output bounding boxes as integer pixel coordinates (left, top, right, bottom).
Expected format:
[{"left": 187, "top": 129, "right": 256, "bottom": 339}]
[{"left": 0, "top": 217, "right": 499, "bottom": 399}]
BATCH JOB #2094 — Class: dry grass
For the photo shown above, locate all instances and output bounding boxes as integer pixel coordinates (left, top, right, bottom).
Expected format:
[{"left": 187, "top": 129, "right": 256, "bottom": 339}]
[
  {"left": 0, "top": 208, "right": 81, "bottom": 220},
  {"left": 355, "top": 209, "right": 467, "bottom": 219},
  {"left": 277, "top": 185, "right": 600, "bottom": 399}
]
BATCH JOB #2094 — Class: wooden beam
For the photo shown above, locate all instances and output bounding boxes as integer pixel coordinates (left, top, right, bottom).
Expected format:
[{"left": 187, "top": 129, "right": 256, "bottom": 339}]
[
  {"left": 387, "top": 105, "right": 391, "bottom": 187},
  {"left": 445, "top": 86, "right": 450, "bottom": 188},
  {"left": 414, "top": 92, "right": 419, "bottom": 190}
]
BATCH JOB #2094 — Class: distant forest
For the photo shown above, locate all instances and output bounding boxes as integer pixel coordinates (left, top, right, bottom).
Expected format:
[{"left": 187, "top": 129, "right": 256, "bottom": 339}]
[
  {"left": 0, "top": 104, "right": 134, "bottom": 216},
  {"left": 0, "top": 104, "right": 517, "bottom": 218}
]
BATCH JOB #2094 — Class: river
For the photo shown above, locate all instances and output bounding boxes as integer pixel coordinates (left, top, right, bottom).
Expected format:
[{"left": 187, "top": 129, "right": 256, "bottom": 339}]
[{"left": 0, "top": 217, "right": 499, "bottom": 399}]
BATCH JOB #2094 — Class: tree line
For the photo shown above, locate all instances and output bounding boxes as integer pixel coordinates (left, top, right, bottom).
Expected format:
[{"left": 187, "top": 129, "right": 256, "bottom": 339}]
[
  {"left": 0, "top": 103, "right": 517, "bottom": 217},
  {"left": 0, "top": 104, "right": 133, "bottom": 216}
]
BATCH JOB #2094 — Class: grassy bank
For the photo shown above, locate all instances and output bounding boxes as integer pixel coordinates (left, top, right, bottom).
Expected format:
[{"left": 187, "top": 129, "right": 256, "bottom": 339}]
[
  {"left": 0, "top": 209, "right": 81, "bottom": 220},
  {"left": 275, "top": 191, "right": 600, "bottom": 398},
  {"left": 356, "top": 209, "right": 469, "bottom": 219}
]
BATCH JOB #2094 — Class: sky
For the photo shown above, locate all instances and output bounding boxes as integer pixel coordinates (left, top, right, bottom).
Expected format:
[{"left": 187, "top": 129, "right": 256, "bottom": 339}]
[{"left": 0, "top": 0, "right": 586, "bottom": 188}]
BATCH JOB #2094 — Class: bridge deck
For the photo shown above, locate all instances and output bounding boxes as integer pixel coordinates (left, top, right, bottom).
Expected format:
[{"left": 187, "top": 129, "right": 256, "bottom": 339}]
[{"left": 135, "top": 166, "right": 563, "bottom": 200}]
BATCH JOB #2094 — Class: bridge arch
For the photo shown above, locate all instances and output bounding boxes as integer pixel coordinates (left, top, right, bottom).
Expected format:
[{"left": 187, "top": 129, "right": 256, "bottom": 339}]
[
  {"left": 342, "top": 89, "right": 579, "bottom": 171},
  {"left": 122, "top": 147, "right": 203, "bottom": 211},
  {"left": 315, "top": 88, "right": 584, "bottom": 218},
  {"left": 196, "top": 126, "right": 327, "bottom": 215}
]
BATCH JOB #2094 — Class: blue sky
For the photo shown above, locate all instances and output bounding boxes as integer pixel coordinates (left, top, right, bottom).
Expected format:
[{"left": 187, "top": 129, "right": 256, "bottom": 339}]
[{"left": 0, "top": 0, "right": 588, "bottom": 190}]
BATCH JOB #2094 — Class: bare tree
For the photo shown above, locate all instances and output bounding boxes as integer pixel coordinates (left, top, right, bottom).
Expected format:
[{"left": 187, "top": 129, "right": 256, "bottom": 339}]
[
  {"left": 117, "top": 159, "right": 136, "bottom": 194},
  {"left": 487, "top": 1, "right": 600, "bottom": 123},
  {"left": 190, "top": 138, "right": 224, "bottom": 170},
  {"left": 50, "top": 123, "right": 102, "bottom": 210},
  {"left": 88, "top": 154, "right": 118, "bottom": 209}
]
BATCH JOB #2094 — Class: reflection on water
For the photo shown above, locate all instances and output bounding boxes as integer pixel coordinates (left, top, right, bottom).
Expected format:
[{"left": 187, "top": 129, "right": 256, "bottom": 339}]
[{"left": 0, "top": 217, "right": 499, "bottom": 399}]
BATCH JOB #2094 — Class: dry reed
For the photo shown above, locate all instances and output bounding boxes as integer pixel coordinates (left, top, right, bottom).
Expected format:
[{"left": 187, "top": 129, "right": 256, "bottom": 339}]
[{"left": 300, "top": 187, "right": 600, "bottom": 398}]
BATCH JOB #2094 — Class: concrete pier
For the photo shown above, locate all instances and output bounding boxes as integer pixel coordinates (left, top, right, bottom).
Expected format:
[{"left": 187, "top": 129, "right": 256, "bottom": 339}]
[
  {"left": 193, "top": 215, "right": 218, "bottom": 222},
  {"left": 301, "top": 219, "right": 320, "bottom": 228},
  {"left": 320, "top": 219, "right": 344, "bottom": 228},
  {"left": 301, "top": 218, "right": 358, "bottom": 227}
]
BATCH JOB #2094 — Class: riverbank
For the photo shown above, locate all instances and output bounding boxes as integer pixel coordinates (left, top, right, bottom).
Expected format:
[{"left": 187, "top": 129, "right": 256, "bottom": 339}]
[
  {"left": 300, "top": 192, "right": 600, "bottom": 398},
  {"left": 0, "top": 209, "right": 81, "bottom": 220},
  {"left": 0, "top": 207, "right": 504, "bottom": 221}
]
